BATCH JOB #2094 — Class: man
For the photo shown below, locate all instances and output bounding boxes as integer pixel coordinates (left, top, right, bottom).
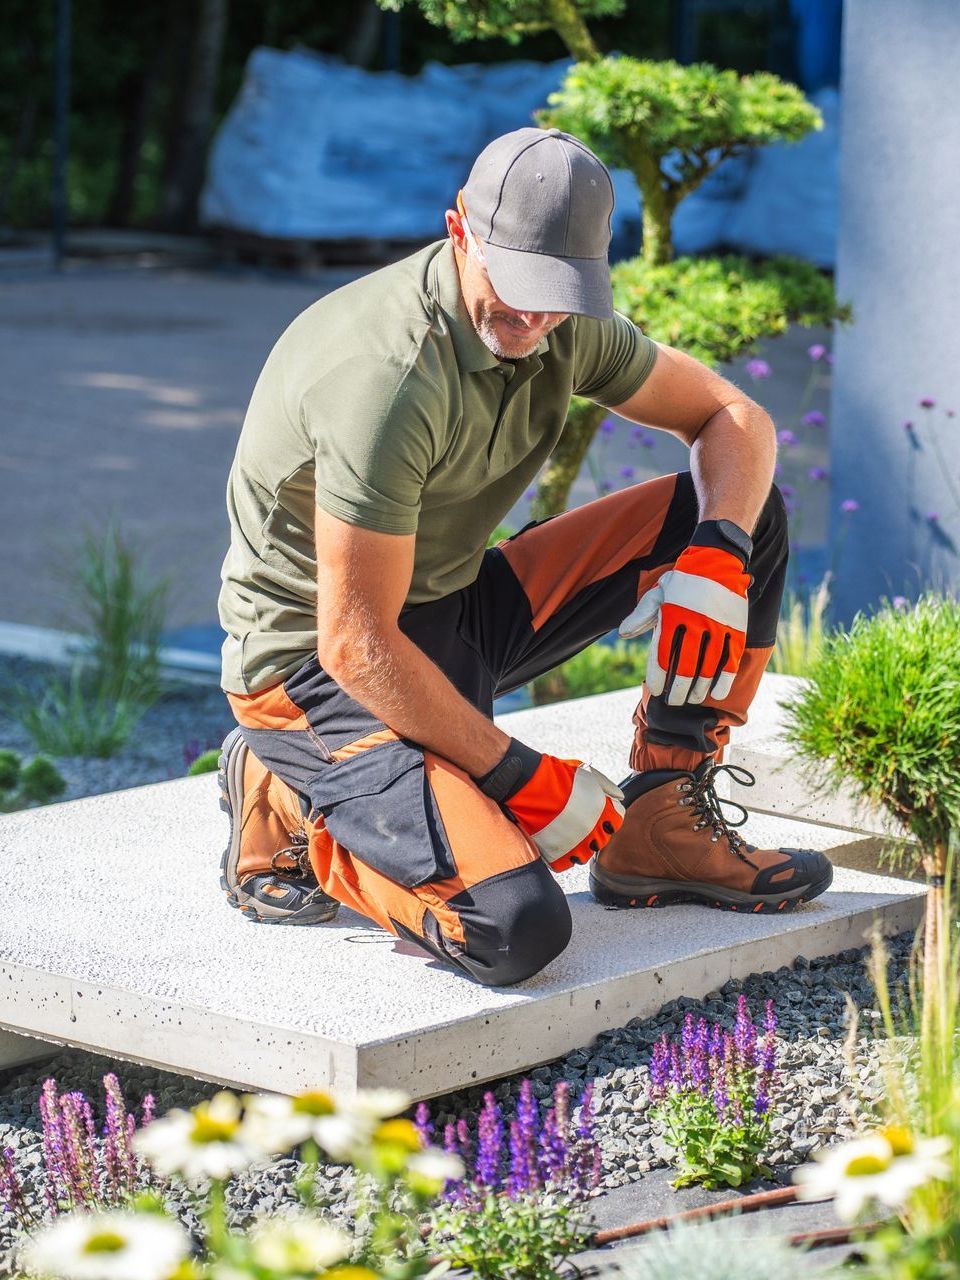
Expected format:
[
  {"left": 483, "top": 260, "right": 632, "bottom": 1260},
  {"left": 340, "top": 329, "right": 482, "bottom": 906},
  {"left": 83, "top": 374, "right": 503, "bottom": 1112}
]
[{"left": 216, "top": 127, "right": 832, "bottom": 986}]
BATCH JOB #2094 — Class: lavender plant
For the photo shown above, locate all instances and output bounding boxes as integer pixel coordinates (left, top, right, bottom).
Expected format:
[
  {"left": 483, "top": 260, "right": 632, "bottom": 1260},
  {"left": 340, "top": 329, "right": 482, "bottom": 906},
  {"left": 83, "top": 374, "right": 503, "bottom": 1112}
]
[
  {"left": 423, "top": 1079, "right": 600, "bottom": 1280},
  {"left": 0, "top": 1072, "right": 155, "bottom": 1229},
  {"left": 648, "top": 997, "right": 778, "bottom": 1190}
]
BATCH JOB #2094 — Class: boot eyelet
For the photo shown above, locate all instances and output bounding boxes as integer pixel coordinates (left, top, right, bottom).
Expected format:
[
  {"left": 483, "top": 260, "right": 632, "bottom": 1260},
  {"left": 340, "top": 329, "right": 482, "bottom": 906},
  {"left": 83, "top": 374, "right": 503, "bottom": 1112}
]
[
  {"left": 711, "top": 836, "right": 718, "bottom": 842},
  {"left": 675, "top": 783, "right": 684, "bottom": 790}
]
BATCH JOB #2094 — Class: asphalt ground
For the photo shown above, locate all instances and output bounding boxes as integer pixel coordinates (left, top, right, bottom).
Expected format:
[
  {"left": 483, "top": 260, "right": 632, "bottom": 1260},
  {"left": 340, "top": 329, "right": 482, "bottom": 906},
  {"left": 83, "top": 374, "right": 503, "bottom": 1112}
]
[{"left": 0, "top": 255, "right": 831, "bottom": 641}]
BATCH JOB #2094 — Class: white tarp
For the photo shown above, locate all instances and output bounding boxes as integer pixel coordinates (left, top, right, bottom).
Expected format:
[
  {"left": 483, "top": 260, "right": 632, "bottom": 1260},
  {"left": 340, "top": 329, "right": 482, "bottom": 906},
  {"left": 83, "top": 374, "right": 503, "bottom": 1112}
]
[{"left": 202, "top": 49, "right": 839, "bottom": 268}]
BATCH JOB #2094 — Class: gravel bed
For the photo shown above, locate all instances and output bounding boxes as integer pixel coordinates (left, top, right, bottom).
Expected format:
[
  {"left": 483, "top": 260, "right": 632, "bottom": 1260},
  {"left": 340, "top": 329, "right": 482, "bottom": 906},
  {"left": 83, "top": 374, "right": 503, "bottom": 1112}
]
[
  {"left": 0, "top": 655, "right": 233, "bottom": 802},
  {"left": 0, "top": 931, "right": 913, "bottom": 1272},
  {"left": 0, "top": 652, "right": 913, "bottom": 1270}
]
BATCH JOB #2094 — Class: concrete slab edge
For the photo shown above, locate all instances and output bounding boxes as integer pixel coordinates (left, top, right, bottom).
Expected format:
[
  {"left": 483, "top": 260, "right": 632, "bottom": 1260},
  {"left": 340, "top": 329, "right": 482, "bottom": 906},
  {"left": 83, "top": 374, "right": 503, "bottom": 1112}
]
[{"left": 0, "top": 621, "right": 220, "bottom": 684}]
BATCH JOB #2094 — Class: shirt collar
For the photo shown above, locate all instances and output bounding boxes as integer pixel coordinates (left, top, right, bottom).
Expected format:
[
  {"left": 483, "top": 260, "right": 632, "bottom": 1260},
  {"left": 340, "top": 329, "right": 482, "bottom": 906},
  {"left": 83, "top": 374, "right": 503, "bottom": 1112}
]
[{"left": 432, "top": 240, "right": 550, "bottom": 373}]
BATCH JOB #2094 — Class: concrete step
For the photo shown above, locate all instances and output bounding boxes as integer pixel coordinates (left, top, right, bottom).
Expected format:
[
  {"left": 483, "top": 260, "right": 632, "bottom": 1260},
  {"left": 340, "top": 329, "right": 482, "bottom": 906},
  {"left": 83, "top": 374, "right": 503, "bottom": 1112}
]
[{"left": 0, "top": 763, "right": 923, "bottom": 1099}]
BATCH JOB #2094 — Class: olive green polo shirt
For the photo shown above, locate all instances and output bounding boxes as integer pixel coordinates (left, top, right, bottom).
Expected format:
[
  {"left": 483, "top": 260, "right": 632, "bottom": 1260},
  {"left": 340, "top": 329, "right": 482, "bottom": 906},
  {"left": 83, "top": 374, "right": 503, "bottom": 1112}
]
[{"left": 218, "top": 239, "right": 658, "bottom": 693}]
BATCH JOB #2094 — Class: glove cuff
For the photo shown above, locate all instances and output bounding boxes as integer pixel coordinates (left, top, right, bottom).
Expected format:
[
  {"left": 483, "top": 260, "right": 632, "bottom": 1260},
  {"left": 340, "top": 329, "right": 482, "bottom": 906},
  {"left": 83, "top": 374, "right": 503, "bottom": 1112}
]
[
  {"left": 689, "top": 518, "right": 753, "bottom": 568},
  {"left": 474, "top": 737, "right": 542, "bottom": 804}
]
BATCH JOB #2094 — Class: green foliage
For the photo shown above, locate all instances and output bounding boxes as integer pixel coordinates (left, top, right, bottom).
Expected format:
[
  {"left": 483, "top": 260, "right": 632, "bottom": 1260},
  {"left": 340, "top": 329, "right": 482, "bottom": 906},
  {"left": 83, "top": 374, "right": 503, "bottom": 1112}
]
[
  {"left": 656, "top": 1088, "right": 771, "bottom": 1189},
  {"left": 616, "top": 1213, "right": 809, "bottom": 1280},
  {"left": 486, "top": 523, "right": 516, "bottom": 547},
  {"left": 530, "top": 637, "right": 648, "bottom": 704},
  {"left": 783, "top": 594, "right": 960, "bottom": 862},
  {"left": 541, "top": 57, "right": 820, "bottom": 173},
  {"left": 0, "top": 750, "right": 66, "bottom": 812},
  {"left": 859, "top": 1221, "right": 960, "bottom": 1280},
  {"left": 376, "top": 0, "right": 622, "bottom": 47},
  {"left": 769, "top": 575, "right": 832, "bottom": 677},
  {"left": 431, "top": 1190, "right": 592, "bottom": 1280},
  {"left": 609, "top": 253, "right": 851, "bottom": 367},
  {"left": 17, "top": 527, "right": 169, "bottom": 759},
  {"left": 187, "top": 749, "right": 221, "bottom": 777}
]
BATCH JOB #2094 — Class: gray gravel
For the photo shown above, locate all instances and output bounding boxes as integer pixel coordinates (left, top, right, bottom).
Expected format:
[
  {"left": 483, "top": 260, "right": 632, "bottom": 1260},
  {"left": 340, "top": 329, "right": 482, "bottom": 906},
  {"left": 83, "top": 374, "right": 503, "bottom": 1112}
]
[
  {"left": 0, "top": 655, "right": 232, "bottom": 802},
  {"left": 0, "top": 652, "right": 913, "bottom": 1270},
  {"left": 0, "top": 931, "right": 913, "bottom": 1273}
]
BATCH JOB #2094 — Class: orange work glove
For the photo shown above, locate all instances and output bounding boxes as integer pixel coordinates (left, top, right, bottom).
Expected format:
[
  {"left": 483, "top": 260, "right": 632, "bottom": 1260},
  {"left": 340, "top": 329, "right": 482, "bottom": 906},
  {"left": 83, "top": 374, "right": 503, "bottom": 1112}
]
[
  {"left": 619, "top": 519, "right": 753, "bottom": 707},
  {"left": 474, "top": 738, "right": 625, "bottom": 871}
]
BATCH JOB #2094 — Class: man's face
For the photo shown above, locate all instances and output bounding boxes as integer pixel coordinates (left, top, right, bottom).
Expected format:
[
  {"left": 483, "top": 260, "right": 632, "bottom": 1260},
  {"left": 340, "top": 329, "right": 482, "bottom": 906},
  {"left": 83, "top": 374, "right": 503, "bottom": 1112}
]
[{"left": 446, "top": 207, "right": 568, "bottom": 361}]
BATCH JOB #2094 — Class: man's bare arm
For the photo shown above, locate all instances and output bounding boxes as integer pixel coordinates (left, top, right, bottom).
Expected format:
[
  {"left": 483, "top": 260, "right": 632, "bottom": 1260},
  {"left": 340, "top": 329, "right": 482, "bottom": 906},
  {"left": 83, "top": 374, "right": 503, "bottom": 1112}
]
[
  {"left": 314, "top": 506, "right": 510, "bottom": 776},
  {"left": 611, "top": 342, "right": 777, "bottom": 536}
]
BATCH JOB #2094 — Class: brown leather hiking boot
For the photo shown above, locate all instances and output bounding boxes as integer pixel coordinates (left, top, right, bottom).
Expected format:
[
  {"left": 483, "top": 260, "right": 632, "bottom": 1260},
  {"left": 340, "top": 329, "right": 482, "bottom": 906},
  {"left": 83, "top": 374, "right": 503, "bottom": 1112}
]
[
  {"left": 218, "top": 729, "right": 340, "bottom": 925},
  {"left": 589, "top": 759, "right": 833, "bottom": 914}
]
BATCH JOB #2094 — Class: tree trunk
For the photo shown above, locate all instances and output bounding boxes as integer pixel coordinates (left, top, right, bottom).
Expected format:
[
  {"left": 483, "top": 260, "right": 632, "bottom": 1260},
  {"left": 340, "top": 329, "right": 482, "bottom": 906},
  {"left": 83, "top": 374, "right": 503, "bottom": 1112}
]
[
  {"left": 544, "top": 0, "right": 601, "bottom": 62},
  {"left": 532, "top": 399, "right": 608, "bottom": 518},
  {"left": 921, "top": 840, "right": 948, "bottom": 1037},
  {"left": 107, "top": 63, "right": 158, "bottom": 227},
  {"left": 160, "top": 0, "right": 229, "bottom": 231}
]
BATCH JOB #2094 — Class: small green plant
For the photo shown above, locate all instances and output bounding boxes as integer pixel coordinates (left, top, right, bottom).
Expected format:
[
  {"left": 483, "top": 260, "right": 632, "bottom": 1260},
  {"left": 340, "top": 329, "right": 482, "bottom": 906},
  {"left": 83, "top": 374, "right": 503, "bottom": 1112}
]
[
  {"left": 783, "top": 594, "right": 960, "bottom": 982},
  {"left": 530, "top": 637, "right": 648, "bottom": 704},
  {"left": 423, "top": 1080, "right": 599, "bottom": 1280},
  {"left": 18, "top": 526, "right": 169, "bottom": 759},
  {"left": 187, "top": 749, "right": 221, "bottom": 777},
  {"left": 768, "top": 574, "right": 831, "bottom": 676},
  {"left": 647, "top": 998, "right": 778, "bottom": 1189},
  {"left": 0, "top": 749, "right": 66, "bottom": 812},
  {"left": 617, "top": 1212, "right": 813, "bottom": 1280},
  {"left": 486, "top": 523, "right": 516, "bottom": 547}
]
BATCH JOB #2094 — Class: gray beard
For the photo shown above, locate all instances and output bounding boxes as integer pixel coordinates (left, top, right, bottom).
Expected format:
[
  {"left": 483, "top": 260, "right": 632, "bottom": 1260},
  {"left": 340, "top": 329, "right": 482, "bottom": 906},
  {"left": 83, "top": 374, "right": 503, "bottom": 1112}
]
[{"left": 475, "top": 313, "right": 541, "bottom": 362}]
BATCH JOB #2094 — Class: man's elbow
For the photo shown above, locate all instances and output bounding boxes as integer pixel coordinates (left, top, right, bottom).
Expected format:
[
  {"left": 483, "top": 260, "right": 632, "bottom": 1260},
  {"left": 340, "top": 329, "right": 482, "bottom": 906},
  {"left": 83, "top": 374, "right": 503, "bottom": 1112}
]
[{"left": 317, "top": 620, "right": 396, "bottom": 686}]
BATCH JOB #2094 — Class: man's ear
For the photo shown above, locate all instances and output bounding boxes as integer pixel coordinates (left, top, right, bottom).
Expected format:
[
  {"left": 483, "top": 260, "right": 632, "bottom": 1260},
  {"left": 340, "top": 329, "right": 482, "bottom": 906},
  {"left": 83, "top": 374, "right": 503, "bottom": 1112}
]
[{"left": 445, "top": 208, "right": 467, "bottom": 255}]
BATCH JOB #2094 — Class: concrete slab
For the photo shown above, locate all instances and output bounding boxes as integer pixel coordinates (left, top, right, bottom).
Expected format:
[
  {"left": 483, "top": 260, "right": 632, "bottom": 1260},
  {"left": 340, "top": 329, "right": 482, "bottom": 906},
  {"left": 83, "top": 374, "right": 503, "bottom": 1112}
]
[
  {"left": 0, "top": 1027, "right": 60, "bottom": 1071},
  {"left": 0, "top": 765, "right": 923, "bottom": 1100}
]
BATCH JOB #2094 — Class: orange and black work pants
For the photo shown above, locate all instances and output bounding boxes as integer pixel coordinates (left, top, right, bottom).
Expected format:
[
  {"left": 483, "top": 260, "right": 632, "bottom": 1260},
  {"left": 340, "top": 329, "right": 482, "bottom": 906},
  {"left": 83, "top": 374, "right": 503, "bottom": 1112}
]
[{"left": 227, "top": 472, "right": 788, "bottom": 987}]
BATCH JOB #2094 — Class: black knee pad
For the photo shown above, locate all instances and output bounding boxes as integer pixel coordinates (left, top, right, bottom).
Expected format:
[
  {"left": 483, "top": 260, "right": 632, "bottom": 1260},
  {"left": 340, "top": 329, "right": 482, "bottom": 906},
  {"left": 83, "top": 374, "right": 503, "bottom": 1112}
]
[{"left": 391, "top": 859, "right": 572, "bottom": 987}]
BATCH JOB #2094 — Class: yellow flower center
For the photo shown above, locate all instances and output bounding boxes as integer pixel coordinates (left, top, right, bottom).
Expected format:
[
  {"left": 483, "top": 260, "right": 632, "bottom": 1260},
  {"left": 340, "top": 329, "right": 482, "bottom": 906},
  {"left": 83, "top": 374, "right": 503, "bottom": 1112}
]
[
  {"left": 845, "top": 1153, "right": 891, "bottom": 1177},
  {"left": 293, "top": 1091, "right": 335, "bottom": 1117},
  {"left": 83, "top": 1231, "right": 127, "bottom": 1254},
  {"left": 880, "top": 1126, "right": 915, "bottom": 1157},
  {"left": 191, "top": 1102, "right": 238, "bottom": 1144},
  {"left": 373, "top": 1118, "right": 421, "bottom": 1152},
  {"left": 321, "top": 1268, "right": 380, "bottom": 1280}
]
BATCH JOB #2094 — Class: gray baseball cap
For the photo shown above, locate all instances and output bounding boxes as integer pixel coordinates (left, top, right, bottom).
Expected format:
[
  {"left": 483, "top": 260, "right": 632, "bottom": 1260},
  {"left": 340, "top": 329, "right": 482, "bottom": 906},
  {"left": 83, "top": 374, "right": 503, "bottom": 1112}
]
[{"left": 461, "top": 127, "right": 615, "bottom": 320}]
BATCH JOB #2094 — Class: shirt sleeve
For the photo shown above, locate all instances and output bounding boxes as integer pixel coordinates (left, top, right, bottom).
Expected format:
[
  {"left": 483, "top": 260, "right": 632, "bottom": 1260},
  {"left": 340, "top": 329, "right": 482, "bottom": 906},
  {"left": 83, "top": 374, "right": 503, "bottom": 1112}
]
[
  {"left": 572, "top": 311, "right": 658, "bottom": 407},
  {"left": 302, "top": 355, "right": 443, "bottom": 536}
]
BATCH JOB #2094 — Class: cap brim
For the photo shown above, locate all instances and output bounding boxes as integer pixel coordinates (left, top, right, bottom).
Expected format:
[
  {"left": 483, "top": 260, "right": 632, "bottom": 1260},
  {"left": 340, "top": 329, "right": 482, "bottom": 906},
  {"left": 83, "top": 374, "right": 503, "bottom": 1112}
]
[{"left": 481, "top": 240, "right": 614, "bottom": 321}]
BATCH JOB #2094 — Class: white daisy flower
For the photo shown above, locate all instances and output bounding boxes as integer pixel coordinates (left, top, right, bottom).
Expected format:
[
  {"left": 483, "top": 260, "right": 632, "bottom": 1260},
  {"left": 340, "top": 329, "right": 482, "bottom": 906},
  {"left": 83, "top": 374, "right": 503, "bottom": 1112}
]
[
  {"left": 20, "top": 1210, "right": 189, "bottom": 1280},
  {"left": 794, "top": 1127, "right": 952, "bottom": 1222},
  {"left": 406, "top": 1149, "right": 465, "bottom": 1193},
  {"left": 241, "top": 1090, "right": 335, "bottom": 1156},
  {"left": 133, "top": 1091, "right": 259, "bottom": 1181},
  {"left": 346, "top": 1089, "right": 411, "bottom": 1120},
  {"left": 312, "top": 1111, "right": 376, "bottom": 1162},
  {"left": 250, "top": 1214, "right": 351, "bottom": 1272}
]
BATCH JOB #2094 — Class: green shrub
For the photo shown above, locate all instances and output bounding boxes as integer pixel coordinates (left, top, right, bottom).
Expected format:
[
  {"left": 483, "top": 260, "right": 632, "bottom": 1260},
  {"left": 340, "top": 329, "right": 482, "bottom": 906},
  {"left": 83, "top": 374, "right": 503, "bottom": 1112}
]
[
  {"left": 187, "top": 748, "right": 221, "bottom": 777},
  {"left": 769, "top": 575, "right": 831, "bottom": 677},
  {"left": 531, "top": 637, "right": 648, "bottom": 704},
  {"left": 19, "top": 526, "right": 169, "bottom": 759},
  {"left": 0, "top": 750, "right": 66, "bottom": 812}
]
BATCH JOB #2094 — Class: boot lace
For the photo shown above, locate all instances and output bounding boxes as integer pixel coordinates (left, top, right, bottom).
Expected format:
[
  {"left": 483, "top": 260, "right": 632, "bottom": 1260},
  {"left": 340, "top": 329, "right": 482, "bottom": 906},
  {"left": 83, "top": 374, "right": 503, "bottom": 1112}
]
[
  {"left": 675, "top": 762, "right": 759, "bottom": 870},
  {"left": 270, "top": 828, "right": 314, "bottom": 880}
]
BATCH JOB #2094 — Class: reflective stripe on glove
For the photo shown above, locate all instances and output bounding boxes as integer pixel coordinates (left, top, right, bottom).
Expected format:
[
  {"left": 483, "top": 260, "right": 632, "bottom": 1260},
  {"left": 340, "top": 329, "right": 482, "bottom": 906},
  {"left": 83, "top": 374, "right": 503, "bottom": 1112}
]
[
  {"left": 475, "top": 738, "right": 625, "bottom": 872},
  {"left": 618, "top": 542, "right": 751, "bottom": 706}
]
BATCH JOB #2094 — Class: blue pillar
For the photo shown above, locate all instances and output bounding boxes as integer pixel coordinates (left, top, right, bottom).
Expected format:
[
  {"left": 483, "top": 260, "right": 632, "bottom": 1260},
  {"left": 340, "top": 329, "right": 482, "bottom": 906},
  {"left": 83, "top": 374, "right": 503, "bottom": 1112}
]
[{"left": 830, "top": 0, "right": 960, "bottom": 621}]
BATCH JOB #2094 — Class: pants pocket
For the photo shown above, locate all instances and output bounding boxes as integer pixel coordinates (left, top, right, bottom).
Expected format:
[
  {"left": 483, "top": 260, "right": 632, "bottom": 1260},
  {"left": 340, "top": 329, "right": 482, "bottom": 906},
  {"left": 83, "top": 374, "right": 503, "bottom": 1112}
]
[{"left": 303, "top": 740, "right": 456, "bottom": 889}]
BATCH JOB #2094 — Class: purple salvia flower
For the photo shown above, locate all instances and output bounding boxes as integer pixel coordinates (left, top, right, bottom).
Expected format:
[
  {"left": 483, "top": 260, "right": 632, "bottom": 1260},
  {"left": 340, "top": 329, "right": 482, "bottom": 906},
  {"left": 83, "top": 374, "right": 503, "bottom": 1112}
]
[
  {"left": 681, "top": 1013, "right": 696, "bottom": 1083},
  {"left": 443, "top": 1121, "right": 458, "bottom": 1157},
  {"left": 777, "top": 430, "right": 798, "bottom": 447},
  {"left": 456, "top": 1117, "right": 474, "bottom": 1170},
  {"left": 947, "top": 409, "right": 956, "bottom": 418},
  {"left": 825, "top": 353, "right": 835, "bottom": 366},
  {"left": 414, "top": 1102, "right": 433, "bottom": 1148},
  {"left": 648, "top": 1036, "right": 669, "bottom": 1102},
  {"left": 475, "top": 1092, "right": 503, "bottom": 1189},
  {"left": 892, "top": 595, "right": 909, "bottom": 611},
  {"left": 903, "top": 420, "right": 915, "bottom": 433},
  {"left": 599, "top": 419, "right": 616, "bottom": 436},
  {"left": 745, "top": 358, "right": 771, "bottom": 380},
  {"left": 141, "top": 1093, "right": 155, "bottom": 1127},
  {"left": 807, "top": 344, "right": 826, "bottom": 362},
  {"left": 920, "top": 397, "right": 936, "bottom": 409},
  {"left": 619, "top": 465, "right": 635, "bottom": 480},
  {"left": 0, "top": 1146, "right": 26, "bottom": 1221},
  {"left": 569, "top": 1082, "right": 600, "bottom": 1197},
  {"left": 524, "top": 487, "right": 536, "bottom": 501},
  {"left": 754, "top": 1089, "right": 770, "bottom": 1117},
  {"left": 808, "top": 466, "right": 828, "bottom": 481},
  {"left": 927, "top": 512, "right": 940, "bottom": 523},
  {"left": 538, "top": 1107, "right": 564, "bottom": 1187},
  {"left": 61, "top": 1092, "right": 97, "bottom": 1208},
  {"left": 40, "top": 1079, "right": 67, "bottom": 1215},
  {"left": 840, "top": 498, "right": 860, "bottom": 514},
  {"left": 803, "top": 410, "right": 826, "bottom": 426},
  {"left": 780, "top": 484, "right": 795, "bottom": 499},
  {"left": 733, "top": 996, "right": 758, "bottom": 1068},
  {"left": 507, "top": 1080, "right": 540, "bottom": 1198}
]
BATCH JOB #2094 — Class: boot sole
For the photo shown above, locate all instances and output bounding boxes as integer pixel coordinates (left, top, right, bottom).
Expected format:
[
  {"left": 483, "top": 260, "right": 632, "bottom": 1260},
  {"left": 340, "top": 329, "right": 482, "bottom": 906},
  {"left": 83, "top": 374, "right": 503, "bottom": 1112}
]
[
  {"left": 589, "top": 859, "right": 834, "bottom": 915},
  {"left": 218, "top": 728, "right": 340, "bottom": 926}
]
